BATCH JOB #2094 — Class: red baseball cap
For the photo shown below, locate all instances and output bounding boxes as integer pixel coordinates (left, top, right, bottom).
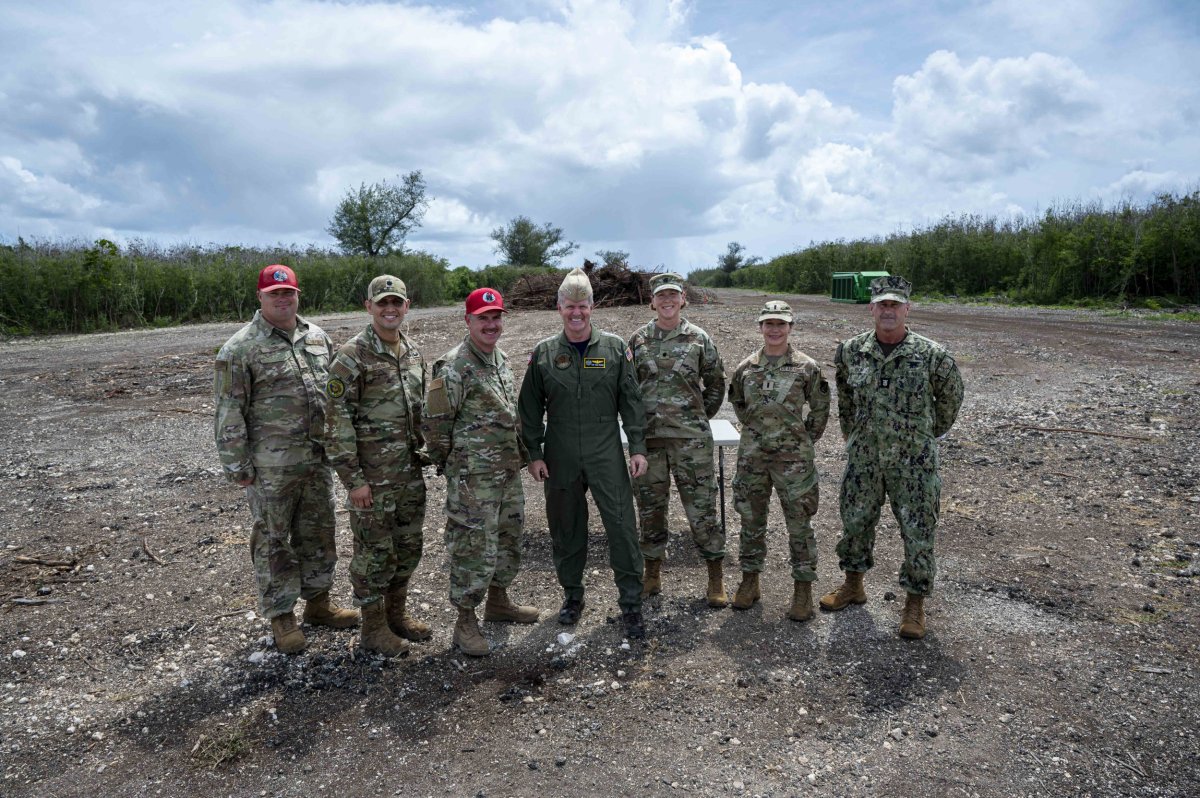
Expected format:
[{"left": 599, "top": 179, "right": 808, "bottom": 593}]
[
  {"left": 465, "top": 287, "right": 506, "bottom": 315},
  {"left": 257, "top": 264, "right": 300, "bottom": 292}
]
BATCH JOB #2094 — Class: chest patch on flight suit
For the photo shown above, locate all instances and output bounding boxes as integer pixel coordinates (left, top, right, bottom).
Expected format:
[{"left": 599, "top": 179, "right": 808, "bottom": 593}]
[
  {"left": 555, "top": 354, "right": 572, "bottom": 369},
  {"left": 583, "top": 357, "right": 606, "bottom": 369}
]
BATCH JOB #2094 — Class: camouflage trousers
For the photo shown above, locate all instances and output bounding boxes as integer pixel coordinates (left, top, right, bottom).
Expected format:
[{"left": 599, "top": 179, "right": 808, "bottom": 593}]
[
  {"left": 732, "top": 455, "right": 819, "bottom": 582},
  {"left": 246, "top": 462, "right": 338, "bottom": 619},
  {"left": 635, "top": 437, "right": 725, "bottom": 561},
  {"left": 837, "top": 451, "right": 941, "bottom": 596},
  {"left": 444, "top": 466, "right": 524, "bottom": 610},
  {"left": 347, "top": 468, "right": 426, "bottom": 607}
]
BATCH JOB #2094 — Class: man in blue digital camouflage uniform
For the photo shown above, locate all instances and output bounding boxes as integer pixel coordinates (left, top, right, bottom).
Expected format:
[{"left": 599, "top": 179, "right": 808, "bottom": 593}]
[{"left": 820, "top": 276, "right": 964, "bottom": 639}]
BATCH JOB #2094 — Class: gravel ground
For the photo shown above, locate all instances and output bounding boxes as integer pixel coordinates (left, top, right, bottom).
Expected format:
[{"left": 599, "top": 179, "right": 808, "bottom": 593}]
[{"left": 1, "top": 290, "right": 1197, "bottom": 797}]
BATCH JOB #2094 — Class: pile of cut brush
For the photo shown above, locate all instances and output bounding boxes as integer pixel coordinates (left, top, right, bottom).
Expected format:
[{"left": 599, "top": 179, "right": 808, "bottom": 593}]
[{"left": 505, "top": 261, "right": 718, "bottom": 309}]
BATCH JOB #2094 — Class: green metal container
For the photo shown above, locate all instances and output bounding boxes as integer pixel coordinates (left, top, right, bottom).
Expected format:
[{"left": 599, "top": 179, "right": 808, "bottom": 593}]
[{"left": 831, "top": 271, "right": 890, "bottom": 303}]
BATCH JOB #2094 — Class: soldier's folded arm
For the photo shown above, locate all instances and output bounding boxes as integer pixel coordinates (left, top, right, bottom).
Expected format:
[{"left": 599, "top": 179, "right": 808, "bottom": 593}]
[
  {"left": 806, "top": 368, "right": 831, "bottom": 442},
  {"left": 833, "top": 342, "right": 855, "bottom": 438},
  {"left": 213, "top": 355, "right": 255, "bottom": 484},
  {"left": 420, "top": 370, "right": 459, "bottom": 471},
  {"left": 323, "top": 358, "right": 368, "bottom": 492},
  {"left": 701, "top": 339, "right": 727, "bottom": 418},
  {"left": 931, "top": 351, "right": 965, "bottom": 438}
]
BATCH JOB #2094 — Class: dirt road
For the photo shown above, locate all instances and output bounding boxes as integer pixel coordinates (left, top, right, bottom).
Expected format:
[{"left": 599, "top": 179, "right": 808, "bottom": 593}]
[{"left": 1, "top": 291, "right": 1197, "bottom": 797}]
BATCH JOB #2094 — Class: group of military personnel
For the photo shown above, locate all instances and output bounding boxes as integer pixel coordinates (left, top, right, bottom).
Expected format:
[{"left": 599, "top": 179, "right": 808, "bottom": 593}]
[{"left": 215, "top": 264, "right": 963, "bottom": 657}]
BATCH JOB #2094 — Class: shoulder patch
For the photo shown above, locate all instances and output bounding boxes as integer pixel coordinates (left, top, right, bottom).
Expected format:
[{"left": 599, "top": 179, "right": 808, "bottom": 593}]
[
  {"left": 426, "top": 376, "right": 451, "bottom": 416},
  {"left": 326, "top": 377, "right": 346, "bottom": 399},
  {"left": 625, "top": 346, "right": 633, "bottom": 362}
]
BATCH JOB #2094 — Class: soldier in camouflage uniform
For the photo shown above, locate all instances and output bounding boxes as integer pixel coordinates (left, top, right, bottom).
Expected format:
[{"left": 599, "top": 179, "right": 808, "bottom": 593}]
[
  {"left": 820, "top": 276, "right": 964, "bottom": 639},
  {"left": 518, "top": 268, "right": 650, "bottom": 640},
  {"left": 324, "top": 275, "right": 430, "bottom": 657},
  {"left": 214, "top": 264, "right": 358, "bottom": 655},
  {"left": 728, "top": 301, "right": 830, "bottom": 621},
  {"left": 423, "top": 288, "right": 539, "bottom": 657},
  {"left": 628, "top": 273, "right": 728, "bottom": 607}
]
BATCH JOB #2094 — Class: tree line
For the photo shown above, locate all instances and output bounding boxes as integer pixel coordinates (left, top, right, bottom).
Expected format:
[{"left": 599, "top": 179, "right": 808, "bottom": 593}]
[
  {"left": 690, "top": 192, "right": 1200, "bottom": 306},
  {"left": 3, "top": 181, "right": 1197, "bottom": 335}
]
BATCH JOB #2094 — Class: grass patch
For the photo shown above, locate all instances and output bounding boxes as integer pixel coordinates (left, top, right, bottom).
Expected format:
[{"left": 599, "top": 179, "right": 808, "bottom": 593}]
[{"left": 190, "top": 716, "right": 260, "bottom": 770}]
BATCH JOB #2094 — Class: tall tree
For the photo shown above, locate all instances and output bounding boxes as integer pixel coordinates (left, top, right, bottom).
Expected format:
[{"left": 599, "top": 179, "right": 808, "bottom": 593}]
[
  {"left": 491, "top": 216, "right": 579, "bottom": 267},
  {"left": 327, "top": 171, "right": 429, "bottom": 257},
  {"left": 718, "top": 241, "right": 761, "bottom": 273}
]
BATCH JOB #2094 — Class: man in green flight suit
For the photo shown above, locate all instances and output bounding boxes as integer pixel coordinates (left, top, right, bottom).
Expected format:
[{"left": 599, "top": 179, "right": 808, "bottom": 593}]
[
  {"left": 518, "top": 267, "right": 650, "bottom": 639},
  {"left": 820, "top": 275, "right": 964, "bottom": 639},
  {"left": 324, "top": 275, "right": 431, "bottom": 657}
]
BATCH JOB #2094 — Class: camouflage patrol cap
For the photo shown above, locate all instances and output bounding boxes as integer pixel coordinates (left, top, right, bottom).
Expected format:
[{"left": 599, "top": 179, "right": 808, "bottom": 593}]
[
  {"left": 558, "top": 267, "right": 594, "bottom": 303},
  {"left": 757, "top": 300, "right": 793, "bottom": 323},
  {"left": 368, "top": 274, "right": 407, "bottom": 303},
  {"left": 870, "top": 275, "right": 911, "bottom": 304},
  {"left": 649, "top": 272, "right": 685, "bottom": 295}
]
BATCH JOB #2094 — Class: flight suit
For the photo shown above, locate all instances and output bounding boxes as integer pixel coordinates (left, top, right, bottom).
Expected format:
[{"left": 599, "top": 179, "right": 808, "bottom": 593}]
[{"left": 518, "top": 329, "right": 647, "bottom": 612}]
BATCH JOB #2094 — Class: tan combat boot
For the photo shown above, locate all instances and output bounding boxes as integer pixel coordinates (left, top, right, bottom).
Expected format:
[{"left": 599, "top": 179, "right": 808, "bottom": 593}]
[
  {"left": 819, "top": 571, "right": 868, "bottom": 611},
  {"left": 482, "top": 585, "right": 540, "bottom": 624},
  {"left": 453, "top": 607, "right": 490, "bottom": 657},
  {"left": 731, "top": 572, "right": 761, "bottom": 610},
  {"left": 641, "top": 558, "right": 663, "bottom": 598},
  {"left": 385, "top": 585, "right": 432, "bottom": 641},
  {"left": 899, "top": 593, "right": 926, "bottom": 639},
  {"left": 360, "top": 601, "right": 409, "bottom": 657},
  {"left": 302, "top": 591, "right": 359, "bottom": 628},
  {"left": 270, "top": 611, "right": 306, "bottom": 654},
  {"left": 705, "top": 559, "right": 728, "bottom": 608},
  {"left": 788, "top": 581, "right": 814, "bottom": 622}
]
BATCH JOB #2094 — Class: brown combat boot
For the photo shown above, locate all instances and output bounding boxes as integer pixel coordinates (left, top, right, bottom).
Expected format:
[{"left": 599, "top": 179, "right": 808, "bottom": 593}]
[
  {"left": 453, "top": 607, "right": 490, "bottom": 657},
  {"left": 302, "top": 592, "right": 359, "bottom": 628},
  {"left": 899, "top": 593, "right": 926, "bottom": 639},
  {"left": 641, "top": 558, "right": 662, "bottom": 598},
  {"left": 788, "top": 581, "right": 814, "bottom": 622},
  {"left": 705, "top": 559, "right": 728, "bottom": 608},
  {"left": 270, "top": 611, "right": 306, "bottom": 654},
  {"left": 731, "top": 572, "right": 761, "bottom": 610},
  {"left": 385, "top": 585, "right": 432, "bottom": 641},
  {"left": 360, "top": 601, "right": 409, "bottom": 657},
  {"left": 482, "top": 585, "right": 540, "bottom": 623},
  {"left": 819, "top": 571, "right": 868, "bottom": 611}
]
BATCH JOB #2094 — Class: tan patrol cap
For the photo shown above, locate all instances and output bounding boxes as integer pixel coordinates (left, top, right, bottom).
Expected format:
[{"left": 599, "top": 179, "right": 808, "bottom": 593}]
[
  {"left": 757, "top": 300, "right": 793, "bottom": 323},
  {"left": 368, "top": 275, "right": 407, "bottom": 303},
  {"left": 558, "top": 267, "right": 593, "bottom": 302}
]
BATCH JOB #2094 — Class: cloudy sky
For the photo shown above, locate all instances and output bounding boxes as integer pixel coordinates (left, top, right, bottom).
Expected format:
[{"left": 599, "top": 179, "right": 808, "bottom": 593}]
[{"left": 2, "top": 0, "right": 1197, "bottom": 272}]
